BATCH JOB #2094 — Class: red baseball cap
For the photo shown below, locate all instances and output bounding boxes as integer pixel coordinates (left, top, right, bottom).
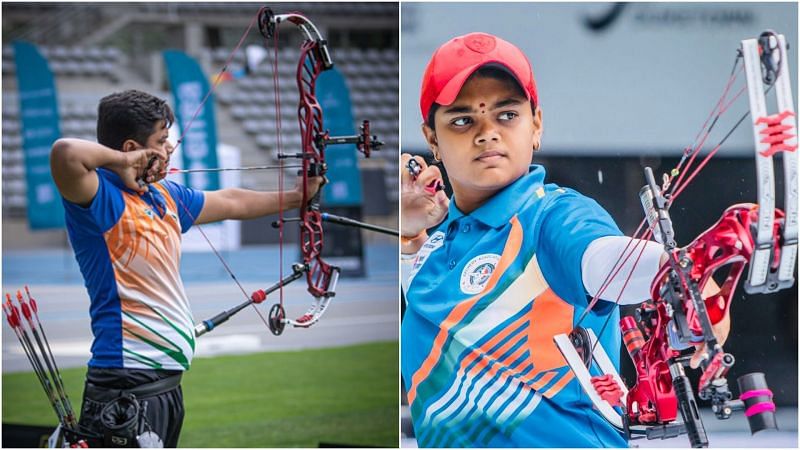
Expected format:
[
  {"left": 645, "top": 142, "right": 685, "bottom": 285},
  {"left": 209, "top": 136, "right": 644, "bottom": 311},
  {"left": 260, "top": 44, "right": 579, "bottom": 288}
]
[{"left": 420, "top": 32, "right": 539, "bottom": 121}]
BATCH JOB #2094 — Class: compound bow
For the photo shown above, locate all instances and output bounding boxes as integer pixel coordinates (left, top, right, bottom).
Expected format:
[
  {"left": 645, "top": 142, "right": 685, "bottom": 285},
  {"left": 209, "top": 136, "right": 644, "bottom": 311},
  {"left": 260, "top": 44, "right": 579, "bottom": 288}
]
[
  {"left": 156, "top": 6, "right": 395, "bottom": 338},
  {"left": 554, "top": 30, "right": 797, "bottom": 447}
]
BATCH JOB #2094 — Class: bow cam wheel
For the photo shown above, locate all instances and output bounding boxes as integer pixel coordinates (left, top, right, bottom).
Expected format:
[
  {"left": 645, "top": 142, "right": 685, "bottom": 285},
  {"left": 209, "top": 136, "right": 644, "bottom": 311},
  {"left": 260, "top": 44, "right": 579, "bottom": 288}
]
[
  {"left": 258, "top": 7, "right": 276, "bottom": 39},
  {"left": 569, "top": 326, "right": 593, "bottom": 368},
  {"left": 268, "top": 303, "right": 286, "bottom": 336}
]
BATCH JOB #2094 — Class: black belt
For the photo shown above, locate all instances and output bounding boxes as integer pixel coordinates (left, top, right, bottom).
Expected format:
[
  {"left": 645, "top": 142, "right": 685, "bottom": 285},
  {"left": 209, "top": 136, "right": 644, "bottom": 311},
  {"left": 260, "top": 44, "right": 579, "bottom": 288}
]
[{"left": 85, "top": 373, "right": 182, "bottom": 401}]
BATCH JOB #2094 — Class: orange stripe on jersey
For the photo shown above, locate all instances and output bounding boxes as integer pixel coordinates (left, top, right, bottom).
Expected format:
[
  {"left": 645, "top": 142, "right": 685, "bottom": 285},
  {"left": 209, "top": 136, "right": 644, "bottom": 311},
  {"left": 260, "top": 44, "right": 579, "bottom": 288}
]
[
  {"left": 529, "top": 370, "right": 557, "bottom": 389},
  {"left": 106, "top": 201, "right": 148, "bottom": 268},
  {"left": 525, "top": 288, "right": 575, "bottom": 397},
  {"left": 465, "top": 335, "right": 528, "bottom": 387},
  {"left": 540, "top": 368, "right": 574, "bottom": 398},
  {"left": 122, "top": 321, "right": 163, "bottom": 344},
  {"left": 407, "top": 216, "right": 524, "bottom": 404},
  {"left": 106, "top": 192, "right": 180, "bottom": 272},
  {"left": 153, "top": 183, "right": 178, "bottom": 213},
  {"left": 106, "top": 208, "right": 134, "bottom": 267},
  {"left": 484, "top": 325, "right": 527, "bottom": 365},
  {"left": 458, "top": 314, "right": 527, "bottom": 371},
  {"left": 452, "top": 333, "right": 530, "bottom": 408},
  {"left": 120, "top": 298, "right": 161, "bottom": 321},
  {"left": 463, "top": 316, "right": 528, "bottom": 377}
]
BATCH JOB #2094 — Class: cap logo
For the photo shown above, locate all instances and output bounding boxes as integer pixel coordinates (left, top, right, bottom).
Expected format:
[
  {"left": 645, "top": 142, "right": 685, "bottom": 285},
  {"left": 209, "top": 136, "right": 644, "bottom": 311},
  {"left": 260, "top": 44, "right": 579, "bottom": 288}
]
[{"left": 465, "top": 34, "right": 496, "bottom": 54}]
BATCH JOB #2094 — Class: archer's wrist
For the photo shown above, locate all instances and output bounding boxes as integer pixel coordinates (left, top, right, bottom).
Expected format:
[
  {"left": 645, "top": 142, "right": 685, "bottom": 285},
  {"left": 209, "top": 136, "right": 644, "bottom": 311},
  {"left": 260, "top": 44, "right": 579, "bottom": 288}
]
[
  {"left": 102, "top": 149, "right": 133, "bottom": 175},
  {"left": 287, "top": 190, "right": 304, "bottom": 209},
  {"left": 401, "top": 230, "right": 428, "bottom": 255}
]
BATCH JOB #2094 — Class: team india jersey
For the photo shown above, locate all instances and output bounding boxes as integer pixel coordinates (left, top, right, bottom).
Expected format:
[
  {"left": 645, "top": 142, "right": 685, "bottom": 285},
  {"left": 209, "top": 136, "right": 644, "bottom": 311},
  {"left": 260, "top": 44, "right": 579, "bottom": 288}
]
[
  {"left": 402, "top": 165, "right": 628, "bottom": 447},
  {"left": 62, "top": 168, "right": 204, "bottom": 371}
]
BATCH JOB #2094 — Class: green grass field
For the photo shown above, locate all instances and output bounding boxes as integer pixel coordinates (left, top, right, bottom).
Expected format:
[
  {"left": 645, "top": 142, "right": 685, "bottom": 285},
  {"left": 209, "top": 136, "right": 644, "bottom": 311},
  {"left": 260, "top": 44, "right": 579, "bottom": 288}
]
[{"left": 3, "top": 341, "right": 399, "bottom": 447}]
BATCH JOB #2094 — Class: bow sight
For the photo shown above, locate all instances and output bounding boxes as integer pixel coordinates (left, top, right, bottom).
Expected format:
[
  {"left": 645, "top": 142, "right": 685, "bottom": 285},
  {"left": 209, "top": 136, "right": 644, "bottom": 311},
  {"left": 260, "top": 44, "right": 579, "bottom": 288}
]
[{"left": 555, "top": 30, "right": 796, "bottom": 448}]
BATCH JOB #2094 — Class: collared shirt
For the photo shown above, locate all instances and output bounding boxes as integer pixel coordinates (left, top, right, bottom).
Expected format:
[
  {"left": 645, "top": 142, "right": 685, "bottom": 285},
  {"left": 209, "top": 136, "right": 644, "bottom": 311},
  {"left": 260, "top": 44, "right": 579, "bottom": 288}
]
[
  {"left": 401, "top": 165, "right": 627, "bottom": 447},
  {"left": 62, "top": 169, "right": 204, "bottom": 371}
]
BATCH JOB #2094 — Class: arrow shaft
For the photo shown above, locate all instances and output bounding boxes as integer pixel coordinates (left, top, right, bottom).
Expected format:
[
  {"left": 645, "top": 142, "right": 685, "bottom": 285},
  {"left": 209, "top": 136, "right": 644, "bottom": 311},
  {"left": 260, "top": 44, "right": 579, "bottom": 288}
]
[
  {"left": 170, "top": 164, "right": 303, "bottom": 174},
  {"left": 14, "top": 324, "right": 68, "bottom": 425},
  {"left": 28, "top": 322, "right": 77, "bottom": 428},
  {"left": 32, "top": 312, "right": 76, "bottom": 420},
  {"left": 321, "top": 212, "right": 399, "bottom": 236}
]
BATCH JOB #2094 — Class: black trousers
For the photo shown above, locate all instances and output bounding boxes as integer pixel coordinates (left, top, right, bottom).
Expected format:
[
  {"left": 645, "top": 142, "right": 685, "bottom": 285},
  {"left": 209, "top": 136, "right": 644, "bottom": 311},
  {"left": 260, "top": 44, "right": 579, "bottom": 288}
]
[{"left": 78, "top": 367, "right": 185, "bottom": 448}]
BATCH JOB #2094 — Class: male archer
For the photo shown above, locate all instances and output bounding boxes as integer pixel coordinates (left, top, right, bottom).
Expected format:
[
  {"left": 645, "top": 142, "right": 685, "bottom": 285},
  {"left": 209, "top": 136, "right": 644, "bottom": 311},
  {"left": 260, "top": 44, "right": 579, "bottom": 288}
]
[{"left": 49, "top": 89, "right": 322, "bottom": 446}]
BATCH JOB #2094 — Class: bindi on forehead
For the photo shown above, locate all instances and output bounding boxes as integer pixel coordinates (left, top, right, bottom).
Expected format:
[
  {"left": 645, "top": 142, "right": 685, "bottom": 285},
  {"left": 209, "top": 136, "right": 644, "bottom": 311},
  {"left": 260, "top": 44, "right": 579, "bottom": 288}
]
[{"left": 479, "top": 102, "right": 485, "bottom": 113}]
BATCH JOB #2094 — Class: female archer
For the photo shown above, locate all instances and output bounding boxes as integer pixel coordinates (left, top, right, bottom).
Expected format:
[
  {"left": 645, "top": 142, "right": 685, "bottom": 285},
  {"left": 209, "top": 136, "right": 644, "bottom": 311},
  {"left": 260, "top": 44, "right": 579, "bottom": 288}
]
[{"left": 399, "top": 32, "right": 728, "bottom": 447}]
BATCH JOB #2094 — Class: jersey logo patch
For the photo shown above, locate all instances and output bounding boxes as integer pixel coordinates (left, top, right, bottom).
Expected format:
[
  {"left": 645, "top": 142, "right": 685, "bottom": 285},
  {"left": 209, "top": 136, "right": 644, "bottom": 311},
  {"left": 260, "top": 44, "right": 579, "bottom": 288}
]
[
  {"left": 408, "top": 231, "right": 445, "bottom": 285},
  {"left": 460, "top": 253, "right": 501, "bottom": 294}
]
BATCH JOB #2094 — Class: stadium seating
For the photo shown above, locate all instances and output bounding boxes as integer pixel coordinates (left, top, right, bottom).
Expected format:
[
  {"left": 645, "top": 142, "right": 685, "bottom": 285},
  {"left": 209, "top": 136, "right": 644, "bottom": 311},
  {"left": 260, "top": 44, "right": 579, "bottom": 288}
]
[{"left": 2, "top": 43, "right": 399, "bottom": 215}]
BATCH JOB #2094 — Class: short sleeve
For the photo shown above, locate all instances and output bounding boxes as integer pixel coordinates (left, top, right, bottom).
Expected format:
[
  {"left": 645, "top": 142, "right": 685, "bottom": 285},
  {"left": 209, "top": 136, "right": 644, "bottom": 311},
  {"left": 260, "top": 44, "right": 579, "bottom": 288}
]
[
  {"left": 535, "top": 189, "right": 622, "bottom": 306},
  {"left": 61, "top": 170, "right": 126, "bottom": 235},
  {"left": 161, "top": 179, "right": 205, "bottom": 233}
]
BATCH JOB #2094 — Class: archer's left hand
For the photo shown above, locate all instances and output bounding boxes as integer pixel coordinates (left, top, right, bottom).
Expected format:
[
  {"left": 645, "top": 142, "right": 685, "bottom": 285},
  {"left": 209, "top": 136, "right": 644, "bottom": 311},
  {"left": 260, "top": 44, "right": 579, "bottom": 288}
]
[
  {"left": 659, "top": 253, "right": 732, "bottom": 369},
  {"left": 294, "top": 175, "right": 326, "bottom": 204},
  {"left": 689, "top": 279, "right": 731, "bottom": 369}
]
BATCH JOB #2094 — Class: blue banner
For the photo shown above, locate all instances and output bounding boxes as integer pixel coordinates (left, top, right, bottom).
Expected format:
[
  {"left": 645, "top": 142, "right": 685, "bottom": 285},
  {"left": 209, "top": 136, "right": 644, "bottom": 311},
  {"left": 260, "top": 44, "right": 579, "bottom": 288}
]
[
  {"left": 317, "top": 68, "right": 364, "bottom": 207},
  {"left": 13, "top": 41, "right": 65, "bottom": 229},
  {"left": 163, "top": 50, "right": 220, "bottom": 190}
]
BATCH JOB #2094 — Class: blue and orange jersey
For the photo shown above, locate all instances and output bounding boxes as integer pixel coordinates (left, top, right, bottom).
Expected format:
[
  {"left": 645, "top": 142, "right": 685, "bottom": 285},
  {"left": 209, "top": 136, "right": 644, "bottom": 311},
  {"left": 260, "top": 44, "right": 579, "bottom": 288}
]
[
  {"left": 62, "top": 168, "right": 204, "bottom": 371},
  {"left": 401, "top": 165, "right": 627, "bottom": 447}
]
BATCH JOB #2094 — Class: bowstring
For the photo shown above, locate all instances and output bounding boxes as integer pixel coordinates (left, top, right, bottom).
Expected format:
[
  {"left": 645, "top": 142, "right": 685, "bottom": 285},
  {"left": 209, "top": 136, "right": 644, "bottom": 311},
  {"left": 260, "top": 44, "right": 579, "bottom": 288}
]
[
  {"left": 590, "top": 229, "right": 653, "bottom": 356},
  {"left": 270, "top": 22, "right": 285, "bottom": 313},
  {"left": 669, "top": 60, "right": 744, "bottom": 193},
  {"left": 577, "top": 52, "right": 752, "bottom": 353},
  {"left": 574, "top": 218, "right": 648, "bottom": 327},
  {"left": 157, "top": 7, "right": 273, "bottom": 331},
  {"left": 171, "top": 8, "right": 263, "bottom": 155},
  {"left": 668, "top": 60, "right": 746, "bottom": 199}
]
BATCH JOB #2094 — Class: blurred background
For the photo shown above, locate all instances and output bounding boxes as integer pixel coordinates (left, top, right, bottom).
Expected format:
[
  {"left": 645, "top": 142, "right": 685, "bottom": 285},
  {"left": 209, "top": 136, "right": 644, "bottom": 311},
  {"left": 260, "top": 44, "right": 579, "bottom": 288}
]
[
  {"left": 2, "top": 2, "right": 398, "bottom": 447},
  {"left": 401, "top": 2, "right": 797, "bottom": 448}
]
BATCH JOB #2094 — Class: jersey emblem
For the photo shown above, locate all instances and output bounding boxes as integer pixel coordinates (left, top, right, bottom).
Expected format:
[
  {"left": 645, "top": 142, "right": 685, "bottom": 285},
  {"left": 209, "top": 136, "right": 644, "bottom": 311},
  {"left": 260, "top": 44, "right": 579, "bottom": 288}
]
[
  {"left": 408, "top": 231, "right": 446, "bottom": 285},
  {"left": 460, "top": 253, "right": 501, "bottom": 294}
]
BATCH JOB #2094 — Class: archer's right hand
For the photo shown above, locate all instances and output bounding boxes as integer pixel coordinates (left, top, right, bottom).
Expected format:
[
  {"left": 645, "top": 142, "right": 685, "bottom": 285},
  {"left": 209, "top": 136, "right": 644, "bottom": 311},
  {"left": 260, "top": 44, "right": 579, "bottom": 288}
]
[
  {"left": 111, "top": 148, "right": 167, "bottom": 194},
  {"left": 401, "top": 153, "right": 449, "bottom": 240}
]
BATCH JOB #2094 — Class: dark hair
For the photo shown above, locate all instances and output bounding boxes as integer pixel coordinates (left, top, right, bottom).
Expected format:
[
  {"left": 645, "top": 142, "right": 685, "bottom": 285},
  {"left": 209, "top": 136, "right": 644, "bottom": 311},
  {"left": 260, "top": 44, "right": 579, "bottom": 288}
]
[
  {"left": 425, "top": 66, "right": 535, "bottom": 130},
  {"left": 96, "top": 90, "right": 174, "bottom": 150}
]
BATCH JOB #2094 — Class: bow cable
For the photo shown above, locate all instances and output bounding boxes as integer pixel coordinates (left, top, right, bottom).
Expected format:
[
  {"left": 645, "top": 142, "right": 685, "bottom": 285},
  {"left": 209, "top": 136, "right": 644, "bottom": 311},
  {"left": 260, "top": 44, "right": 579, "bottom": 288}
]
[
  {"left": 574, "top": 51, "right": 757, "bottom": 338},
  {"left": 161, "top": 7, "right": 276, "bottom": 334}
]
